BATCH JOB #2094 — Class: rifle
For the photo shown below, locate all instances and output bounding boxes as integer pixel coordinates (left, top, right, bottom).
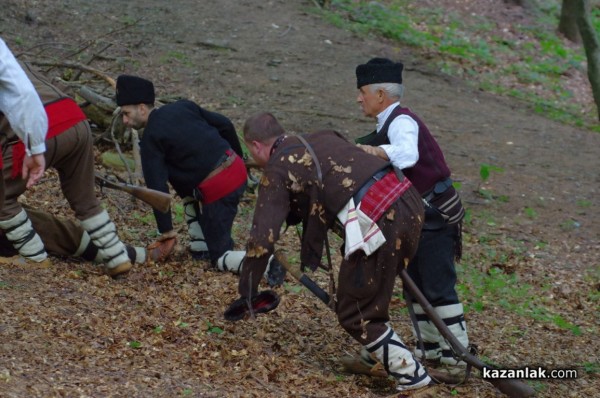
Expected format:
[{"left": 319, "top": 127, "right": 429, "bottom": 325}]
[
  {"left": 273, "top": 251, "right": 536, "bottom": 398},
  {"left": 95, "top": 172, "right": 171, "bottom": 213}
]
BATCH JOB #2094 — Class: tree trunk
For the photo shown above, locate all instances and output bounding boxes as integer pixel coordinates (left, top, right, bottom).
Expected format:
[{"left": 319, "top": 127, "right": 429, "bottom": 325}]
[
  {"left": 559, "top": 0, "right": 582, "bottom": 43},
  {"left": 574, "top": 0, "right": 600, "bottom": 121}
]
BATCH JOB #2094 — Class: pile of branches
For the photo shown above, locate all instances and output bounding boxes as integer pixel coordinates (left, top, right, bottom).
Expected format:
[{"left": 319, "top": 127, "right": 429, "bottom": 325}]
[
  {"left": 17, "top": 36, "right": 130, "bottom": 145},
  {"left": 15, "top": 31, "right": 161, "bottom": 184}
]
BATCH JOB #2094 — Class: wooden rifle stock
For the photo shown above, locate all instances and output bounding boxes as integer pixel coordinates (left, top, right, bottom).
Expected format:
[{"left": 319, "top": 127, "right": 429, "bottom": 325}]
[
  {"left": 274, "top": 251, "right": 536, "bottom": 398},
  {"left": 95, "top": 173, "right": 171, "bottom": 213}
]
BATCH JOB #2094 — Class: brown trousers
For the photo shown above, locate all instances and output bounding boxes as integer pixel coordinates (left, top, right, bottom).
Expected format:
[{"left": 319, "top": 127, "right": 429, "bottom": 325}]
[
  {"left": 336, "top": 186, "right": 424, "bottom": 346},
  {"left": 0, "top": 205, "right": 82, "bottom": 257},
  {"left": 0, "top": 121, "right": 101, "bottom": 221}
]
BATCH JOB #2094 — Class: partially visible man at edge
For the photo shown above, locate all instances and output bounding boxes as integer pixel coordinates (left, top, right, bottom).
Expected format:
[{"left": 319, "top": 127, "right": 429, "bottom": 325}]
[
  {"left": 0, "top": 37, "right": 46, "bottom": 192},
  {"left": 354, "top": 57, "right": 469, "bottom": 368},
  {"left": 226, "top": 112, "right": 432, "bottom": 392},
  {"left": 0, "top": 58, "right": 138, "bottom": 275},
  {"left": 0, "top": 206, "right": 146, "bottom": 266}
]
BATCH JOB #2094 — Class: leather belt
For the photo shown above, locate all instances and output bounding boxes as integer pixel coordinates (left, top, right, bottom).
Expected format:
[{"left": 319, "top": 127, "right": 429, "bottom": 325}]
[
  {"left": 353, "top": 168, "right": 389, "bottom": 204},
  {"left": 423, "top": 177, "right": 453, "bottom": 202},
  {"left": 203, "top": 151, "right": 235, "bottom": 183}
]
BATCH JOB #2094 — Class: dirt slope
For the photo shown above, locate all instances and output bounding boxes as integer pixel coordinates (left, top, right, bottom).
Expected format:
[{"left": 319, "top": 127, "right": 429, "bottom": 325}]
[{"left": 0, "top": 1, "right": 598, "bottom": 397}]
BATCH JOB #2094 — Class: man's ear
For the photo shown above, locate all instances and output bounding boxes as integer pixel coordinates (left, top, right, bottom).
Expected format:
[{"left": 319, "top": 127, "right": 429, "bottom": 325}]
[{"left": 250, "top": 140, "right": 262, "bottom": 154}]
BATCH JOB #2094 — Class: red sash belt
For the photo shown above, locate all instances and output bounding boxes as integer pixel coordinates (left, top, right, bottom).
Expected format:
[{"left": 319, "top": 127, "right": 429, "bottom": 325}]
[
  {"left": 7, "top": 98, "right": 87, "bottom": 178},
  {"left": 358, "top": 171, "right": 413, "bottom": 222},
  {"left": 197, "top": 150, "right": 247, "bottom": 204}
]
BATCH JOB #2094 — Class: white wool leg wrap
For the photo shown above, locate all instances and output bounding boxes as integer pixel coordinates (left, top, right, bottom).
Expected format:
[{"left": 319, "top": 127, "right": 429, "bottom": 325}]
[
  {"left": 80, "top": 210, "right": 129, "bottom": 269},
  {"left": 411, "top": 303, "right": 442, "bottom": 360},
  {"left": 73, "top": 231, "right": 92, "bottom": 257},
  {"left": 73, "top": 231, "right": 105, "bottom": 262},
  {"left": 435, "top": 303, "right": 469, "bottom": 366},
  {"left": 0, "top": 209, "right": 47, "bottom": 262},
  {"left": 216, "top": 251, "right": 275, "bottom": 277},
  {"left": 360, "top": 346, "right": 378, "bottom": 367},
  {"left": 217, "top": 250, "right": 246, "bottom": 273},
  {"left": 367, "top": 326, "right": 430, "bottom": 390},
  {"left": 133, "top": 247, "right": 147, "bottom": 264},
  {"left": 183, "top": 197, "right": 208, "bottom": 253}
]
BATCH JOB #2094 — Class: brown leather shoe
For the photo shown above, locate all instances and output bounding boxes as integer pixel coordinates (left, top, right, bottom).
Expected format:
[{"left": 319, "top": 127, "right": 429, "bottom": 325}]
[
  {"left": 105, "top": 261, "right": 132, "bottom": 277},
  {"left": 147, "top": 237, "right": 177, "bottom": 263},
  {"left": 0, "top": 255, "right": 52, "bottom": 268},
  {"left": 340, "top": 356, "right": 388, "bottom": 378}
]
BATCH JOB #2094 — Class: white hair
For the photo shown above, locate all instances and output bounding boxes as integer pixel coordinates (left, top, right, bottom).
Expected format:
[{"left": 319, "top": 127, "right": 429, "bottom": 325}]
[{"left": 369, "top": 82, "right": 404, "bottom": 100}]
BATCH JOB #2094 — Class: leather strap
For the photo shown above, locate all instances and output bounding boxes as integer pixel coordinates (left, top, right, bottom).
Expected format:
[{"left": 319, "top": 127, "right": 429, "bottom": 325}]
[
  {"left": 202, "top": 151, "right": 235, "bottom": 183},
  {"left": 295, "top": 134, "right": 336, "bottom": 310}
]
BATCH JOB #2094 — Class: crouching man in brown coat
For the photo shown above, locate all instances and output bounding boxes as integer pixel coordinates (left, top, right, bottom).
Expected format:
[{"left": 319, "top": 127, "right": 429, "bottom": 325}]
[{"left": 225, "top": 112, "right": 431, "bottom": 392}]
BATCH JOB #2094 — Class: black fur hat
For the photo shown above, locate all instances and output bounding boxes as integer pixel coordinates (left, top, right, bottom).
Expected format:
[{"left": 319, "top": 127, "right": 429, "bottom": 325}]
[
  {"left": 116, "top": 75, "right": 155, "bottom": 106},
  {"left": 355, "top": 57, "right": 403, "bottom": 88}
]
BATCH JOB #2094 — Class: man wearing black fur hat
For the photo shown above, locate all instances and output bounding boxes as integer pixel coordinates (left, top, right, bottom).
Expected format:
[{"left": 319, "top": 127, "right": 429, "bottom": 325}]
[
  {"left": 115, "top": 75, "right": 285, "bottom": 285},
  {"left": 354, "top": 58, "right": 470, "bottom": 369}
]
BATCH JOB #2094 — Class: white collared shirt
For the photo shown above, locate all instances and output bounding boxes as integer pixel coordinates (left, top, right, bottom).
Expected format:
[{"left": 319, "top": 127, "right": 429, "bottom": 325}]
[
  {"left": 0, "top": 38, "right": 47, "bottom": 155},
  {"left": 376, "top": 101, "right": 419, "bottom": 170}
]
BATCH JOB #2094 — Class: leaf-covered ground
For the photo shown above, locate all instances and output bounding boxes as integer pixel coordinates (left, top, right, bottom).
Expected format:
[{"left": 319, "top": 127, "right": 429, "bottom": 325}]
[{"left": 0, "top": 1, "right": 598, "bottom": 397}]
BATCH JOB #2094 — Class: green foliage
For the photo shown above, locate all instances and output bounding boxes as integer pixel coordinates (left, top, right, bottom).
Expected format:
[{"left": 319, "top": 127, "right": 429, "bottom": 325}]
[
  {"left": 479, "top": 163, "right": 504, "bottom": 182},
  {"left": 524, "top": 207, "right": 538, "bottom": 219},
  {"left": 132, "top": 211, "right": 155, "bottom": 226},
  {"left": 128, "top": 340, "right": 142, "bottom": 349},
  {"left": 583, "top": 361, "right": 599, "bottom": 374},
  {"left": 153, "top": 325, "right": 164, "bottom": 334},
  {"left": 576, "top": 199, "right": 592, "bottom": 208},
  {"left": 205, "top": 321, "right": 224, "bottom": 335},
  {"left": 320, "top": 0, "right": 598, "bottom": 130},
  {"left": 173, "top": 203, "right": 184, "bottom": 224},
  {"left": 457, "top": 253, "right": 582, "bottom": 335},
  {"left": 175, "top": 319, "right": 189, "bottom": 328},
  {"left": 158, "top": 270, "right": 175, "bottom": 278},
  {"left": 559, "top": 219, "right": 580, "bottom": 231},
  {"left": 160, "top": 51, "right": 193, "bottom": 67},
  {"left": 476, "top": 163, "right": 505, "bottom": 201}
]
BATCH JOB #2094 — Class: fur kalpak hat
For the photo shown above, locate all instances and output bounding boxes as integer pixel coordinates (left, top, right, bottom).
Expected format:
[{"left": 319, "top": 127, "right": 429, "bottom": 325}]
[
  {"left": 116, "top": 75, "right": 155, "bottom": 106},
  {"left": 356, "top": 57, "right": 403, "bottom": 88}
]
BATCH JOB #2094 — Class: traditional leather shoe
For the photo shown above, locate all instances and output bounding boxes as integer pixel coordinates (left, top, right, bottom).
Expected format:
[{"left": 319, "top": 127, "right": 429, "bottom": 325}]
[
  {"left": 104, "top": 261, "right": 132, "bottom": 277},
  {"left": 224, "top": 290, "right": 280, "bottom": 321},
  {"left": 0, "top": 255, "right": 52, "bottom": 268},
  {"left": 266, "top": 257, "right": 287, "bottom": 287},
  {"left": 340, "top": 356, "right": 388, "bottom": 378},
  {"left": 148, "top": 237, "right": 177, "bottom": 263}
]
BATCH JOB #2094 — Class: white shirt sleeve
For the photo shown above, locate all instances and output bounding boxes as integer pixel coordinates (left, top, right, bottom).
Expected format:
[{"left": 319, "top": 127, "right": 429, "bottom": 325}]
[
  {"left": 380, "top": 114, "right": 419, "bottom": 170},
  {"left": 0, "top": 38, "right": 47, "bottom": 155}
]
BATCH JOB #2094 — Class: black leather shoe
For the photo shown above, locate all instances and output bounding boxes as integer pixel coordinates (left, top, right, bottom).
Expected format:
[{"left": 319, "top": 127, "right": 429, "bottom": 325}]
[{"left": 266, "top": 257, "right": 287, "bottom": 287}]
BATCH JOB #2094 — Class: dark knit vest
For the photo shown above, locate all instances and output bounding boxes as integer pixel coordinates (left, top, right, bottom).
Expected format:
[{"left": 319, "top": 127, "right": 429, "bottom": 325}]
[{"left": 358, "top": 106, "right": 450, "bottom": 195}]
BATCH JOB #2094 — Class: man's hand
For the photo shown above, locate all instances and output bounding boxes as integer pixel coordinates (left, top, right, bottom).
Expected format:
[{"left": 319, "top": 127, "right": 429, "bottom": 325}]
[
  {"left": 148, "top": 230, "right": 177, "bottom": 262},
  {"left": 224, "top": 290, "right": 280, "bottom": 321},
  {"left": 356, "top": 144, "right": 389, "bottom": 161},
  {"left": 22, "top": 153, "right": 45, "bottom": 188}
]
